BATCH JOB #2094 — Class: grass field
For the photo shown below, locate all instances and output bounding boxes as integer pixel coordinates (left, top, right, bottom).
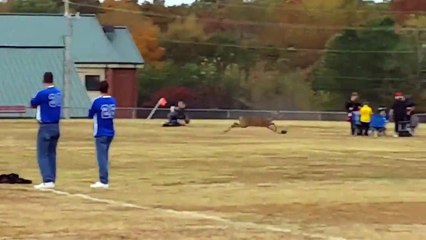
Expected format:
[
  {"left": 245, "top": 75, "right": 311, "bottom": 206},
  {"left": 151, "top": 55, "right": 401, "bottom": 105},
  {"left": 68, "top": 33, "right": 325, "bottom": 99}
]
[{"left": 1, "top": 119, "right": 426, "bottom": 240}]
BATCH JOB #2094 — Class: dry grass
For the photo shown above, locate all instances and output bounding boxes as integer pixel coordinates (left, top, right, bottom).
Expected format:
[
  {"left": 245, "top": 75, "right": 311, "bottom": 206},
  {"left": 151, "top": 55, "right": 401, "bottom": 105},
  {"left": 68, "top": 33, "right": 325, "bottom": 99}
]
[{"left": 1, "top": 119, "right": 426, "bottom": 240}]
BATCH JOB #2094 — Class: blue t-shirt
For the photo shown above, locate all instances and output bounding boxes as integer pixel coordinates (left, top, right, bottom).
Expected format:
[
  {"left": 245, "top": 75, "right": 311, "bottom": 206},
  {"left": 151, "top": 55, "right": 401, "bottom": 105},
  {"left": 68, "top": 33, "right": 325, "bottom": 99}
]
[
  {"left": 370, "top": 114, "right": 387, "bottom": 128},
  {"left": 30, "top": 86, "right": 62, "bottom": 124},
  {"left": 88, "top": 96, "right": 116, "bottom": 137}
]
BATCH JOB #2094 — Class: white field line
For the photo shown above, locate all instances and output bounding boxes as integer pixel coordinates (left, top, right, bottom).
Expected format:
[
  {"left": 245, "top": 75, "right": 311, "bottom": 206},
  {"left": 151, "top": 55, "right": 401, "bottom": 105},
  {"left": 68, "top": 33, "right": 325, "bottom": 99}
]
[{"left": 39, "top": 189, "right": 346, "bottom": 240}]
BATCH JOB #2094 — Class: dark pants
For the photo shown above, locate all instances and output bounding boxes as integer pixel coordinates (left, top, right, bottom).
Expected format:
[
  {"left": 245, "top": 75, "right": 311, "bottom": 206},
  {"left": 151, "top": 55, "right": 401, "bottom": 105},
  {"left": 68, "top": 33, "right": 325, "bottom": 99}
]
[
  {"left": 350, "top": 121, "right": 356, "bottom": 135},
  {"left": 394, "top": 121, "right": 400, "bottom": 133},
  {"left": 360, "top": 122, "right": 370, "bottom": 136},
  {"left": 95, "top": 136, "right": 113, "bottom": 184},
  {"left": 394, "top": 118, "right": 407, "bottom": 133},
  {"left": 37, "top": 124, "right": 60, "bottom": 183}
]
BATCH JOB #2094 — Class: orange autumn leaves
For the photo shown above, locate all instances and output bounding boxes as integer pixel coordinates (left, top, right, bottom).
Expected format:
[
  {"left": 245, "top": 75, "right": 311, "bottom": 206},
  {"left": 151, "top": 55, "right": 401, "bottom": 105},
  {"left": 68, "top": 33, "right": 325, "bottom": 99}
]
[{"left": 99, "top": 0, "right": 164, "bottom": 65}]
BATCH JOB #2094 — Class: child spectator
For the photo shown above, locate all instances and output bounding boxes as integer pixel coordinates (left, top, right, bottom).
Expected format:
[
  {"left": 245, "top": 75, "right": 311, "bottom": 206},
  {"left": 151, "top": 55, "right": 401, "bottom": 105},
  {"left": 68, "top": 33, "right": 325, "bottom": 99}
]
[
  {"left": 345, "top": 92, "right": 362, "bottom": 135},
  {"left": 359, "top": 101, "right": 373, "bottom": 136},
  {"left": 370, "top": 106, "right": 388, "bottom": 137},
  {"left": 351, "top": 111, "right": 362, "bottom": 136}
]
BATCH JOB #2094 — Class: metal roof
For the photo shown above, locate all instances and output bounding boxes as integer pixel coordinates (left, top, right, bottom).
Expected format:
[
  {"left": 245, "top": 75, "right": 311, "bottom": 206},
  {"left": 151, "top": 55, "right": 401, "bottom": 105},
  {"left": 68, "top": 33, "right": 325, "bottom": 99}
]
[
  {"left": 0, "top": 14, "right": 144, "bottom": 64},
  {"left": 0, "top": 48, "right": 91, "bottom": 117}
]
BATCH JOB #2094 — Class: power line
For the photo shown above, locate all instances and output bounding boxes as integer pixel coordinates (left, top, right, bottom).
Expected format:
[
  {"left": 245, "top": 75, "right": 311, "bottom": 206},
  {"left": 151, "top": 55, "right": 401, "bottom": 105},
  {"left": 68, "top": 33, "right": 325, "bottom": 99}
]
[
  {"left": 191, "top": 1, "right": 426, "bottom": 15},
  {"left": 155, "top": 37, "right": 416, "bottom": 54},
  {"left": 68, "top": 1, "right": 426, "bottom": 32},
  {"left": 141, "top": 75, "right": 415, "bottom": 82},
  {"left": 65, "top": 2, "right": 418, "bottom": 53}
]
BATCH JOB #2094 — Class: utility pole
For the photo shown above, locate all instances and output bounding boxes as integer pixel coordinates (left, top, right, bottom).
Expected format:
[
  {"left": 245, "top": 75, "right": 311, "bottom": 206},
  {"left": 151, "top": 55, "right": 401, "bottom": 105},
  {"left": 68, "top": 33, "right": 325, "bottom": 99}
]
[{"left": 63, "top": 0, "right": 72, "bottom": 119}]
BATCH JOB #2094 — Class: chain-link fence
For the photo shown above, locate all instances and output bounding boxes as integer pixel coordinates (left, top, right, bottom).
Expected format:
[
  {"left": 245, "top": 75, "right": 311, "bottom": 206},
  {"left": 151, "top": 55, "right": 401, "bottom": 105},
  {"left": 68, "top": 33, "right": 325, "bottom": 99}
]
[{"left": 2, "top": 107, "right": 426, "bottom": 122}]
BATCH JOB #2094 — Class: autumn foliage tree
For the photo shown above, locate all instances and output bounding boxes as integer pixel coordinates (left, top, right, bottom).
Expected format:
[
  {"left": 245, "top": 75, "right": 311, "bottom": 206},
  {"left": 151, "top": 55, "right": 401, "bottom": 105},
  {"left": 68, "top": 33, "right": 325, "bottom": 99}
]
[{"left": 98, "top": 0, "right": 165, "bottom": 65}]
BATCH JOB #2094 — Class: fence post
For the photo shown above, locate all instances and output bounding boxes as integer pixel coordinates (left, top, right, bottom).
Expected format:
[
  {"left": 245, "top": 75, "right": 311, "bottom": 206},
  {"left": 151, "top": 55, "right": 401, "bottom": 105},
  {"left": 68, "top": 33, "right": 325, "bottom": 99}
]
[
  {"left": 226, "top": 110, "right": 230, "bottom": 119},
  {"left": 132, "top": 108, "right": 137, "bottom": 119}
]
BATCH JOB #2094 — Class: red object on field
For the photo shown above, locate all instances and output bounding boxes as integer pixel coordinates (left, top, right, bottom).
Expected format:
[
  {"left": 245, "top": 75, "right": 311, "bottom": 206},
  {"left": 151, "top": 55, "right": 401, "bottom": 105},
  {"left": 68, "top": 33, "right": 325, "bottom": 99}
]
[
  {"left": 395, "top": 92, "right": 403, "bottom": 97},
  {"left": 158, "top": 97, "right": 167, "bottom": 106}
]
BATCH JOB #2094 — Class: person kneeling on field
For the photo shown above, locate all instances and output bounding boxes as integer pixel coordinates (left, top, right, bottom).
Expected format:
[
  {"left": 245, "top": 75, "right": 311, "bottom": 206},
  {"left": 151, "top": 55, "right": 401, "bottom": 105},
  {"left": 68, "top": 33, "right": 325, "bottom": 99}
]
[
  {"left": 162, "top": 101, "right": 190, "bottom": 127},
  {"left": 370, "top": 107, "right": 388, "bottom": 137}
]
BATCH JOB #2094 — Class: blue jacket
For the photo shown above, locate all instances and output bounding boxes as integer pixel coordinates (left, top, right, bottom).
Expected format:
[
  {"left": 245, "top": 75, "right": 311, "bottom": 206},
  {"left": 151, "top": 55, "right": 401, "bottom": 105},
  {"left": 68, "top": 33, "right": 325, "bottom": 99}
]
[{"left": 370, "top": 114, "right": 387, "bottom": 128}]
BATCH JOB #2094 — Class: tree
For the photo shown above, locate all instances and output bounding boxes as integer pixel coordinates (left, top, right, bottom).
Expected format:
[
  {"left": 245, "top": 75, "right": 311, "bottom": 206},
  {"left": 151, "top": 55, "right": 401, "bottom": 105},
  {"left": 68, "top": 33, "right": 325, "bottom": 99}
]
[
  {"left": 0, "top": 1, "right": 10, "bottom": 12},
  {"left": 239, "top": 61, "right": 320, "bottom": 110},
  {"left": 162, "top": 14, "right": 208, "bottom": 64},
  {"left": 98, "top": 0, "right": 165, "bottom": 65},
  {"left": 10, "top": 0, "right": 60, "bottom": 13},
  {"left": 68, "top": 0, "right": 101, "bottom": 14},
  {"left": 312, "top": 17, "right": 418, "bottom": 109}
]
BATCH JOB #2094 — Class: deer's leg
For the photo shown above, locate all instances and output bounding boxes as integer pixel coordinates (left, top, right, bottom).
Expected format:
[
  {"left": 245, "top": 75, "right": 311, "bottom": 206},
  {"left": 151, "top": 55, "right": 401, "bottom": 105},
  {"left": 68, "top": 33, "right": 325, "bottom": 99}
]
[
  {"left": 224, "top": 122, "right": 240, "bottom": 133},
  {"left": 267, "top": 123, "right": 278, "bottom": 133}
]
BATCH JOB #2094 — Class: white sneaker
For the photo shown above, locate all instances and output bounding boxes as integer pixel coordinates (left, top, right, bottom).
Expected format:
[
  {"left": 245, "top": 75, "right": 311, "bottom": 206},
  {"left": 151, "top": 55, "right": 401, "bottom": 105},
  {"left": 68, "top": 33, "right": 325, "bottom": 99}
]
[
  {"left": 393, "top": 134, "right": 399, "bottom": 138},
  {"left": 90, "top": 181, "right": 109, "bottom": 189},
  {"left": 34, "top": 182, "right": 55, "bottom": 190}
]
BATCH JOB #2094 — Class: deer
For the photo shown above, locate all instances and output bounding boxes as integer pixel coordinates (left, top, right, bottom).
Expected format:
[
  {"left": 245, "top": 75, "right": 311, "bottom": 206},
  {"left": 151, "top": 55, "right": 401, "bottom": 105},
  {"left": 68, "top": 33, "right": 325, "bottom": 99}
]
[{"left": 223, "top": 116, "right": 287, "bottom": 134}]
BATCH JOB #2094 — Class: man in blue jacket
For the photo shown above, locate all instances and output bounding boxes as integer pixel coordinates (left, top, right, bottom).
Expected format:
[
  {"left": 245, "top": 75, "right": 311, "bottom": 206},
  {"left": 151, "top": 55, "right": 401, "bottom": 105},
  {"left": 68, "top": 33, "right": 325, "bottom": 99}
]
[
  {"left": 30, "top": 72, "right": 62, "bottom": 189},
  {"left": 88, "top": 81, "right": 116, "bottom": 189}
]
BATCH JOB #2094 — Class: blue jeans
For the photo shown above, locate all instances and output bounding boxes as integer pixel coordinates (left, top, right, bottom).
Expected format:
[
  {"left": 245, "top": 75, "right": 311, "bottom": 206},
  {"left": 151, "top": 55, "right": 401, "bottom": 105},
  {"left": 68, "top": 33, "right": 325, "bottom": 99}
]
[
  {"left": 37, "top": 124, "right": 60, "bottom": 183},
  {"left": 95, "top": 136, "right": 113, "bottom": 184}
]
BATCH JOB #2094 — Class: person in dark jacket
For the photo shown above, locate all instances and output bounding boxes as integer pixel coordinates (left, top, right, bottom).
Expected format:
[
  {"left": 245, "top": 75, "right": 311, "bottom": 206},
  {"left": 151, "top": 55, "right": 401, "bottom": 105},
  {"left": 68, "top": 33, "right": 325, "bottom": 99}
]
[
  {"left": 390, "top": 92, "right": 413, "bottom": 137},
  {"left": 176, "top": 101, "right": 190, "bottom": 124},
  {"left": 345, "top": 92, "right": 362, "bottom": 135},
  {"left": 163, "top": 101, "right": 190, "bottom": 127}
]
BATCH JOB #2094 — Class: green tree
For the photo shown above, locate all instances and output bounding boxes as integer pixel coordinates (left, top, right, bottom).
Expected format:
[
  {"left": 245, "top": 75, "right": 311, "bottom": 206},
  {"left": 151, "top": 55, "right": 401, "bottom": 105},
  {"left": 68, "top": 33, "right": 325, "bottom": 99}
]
[
  {"left": 10, "top": 0, "right": 60, "bottom": 13},
  {"left": 312, "top": 17, "right": 418, "bottom": 109}
]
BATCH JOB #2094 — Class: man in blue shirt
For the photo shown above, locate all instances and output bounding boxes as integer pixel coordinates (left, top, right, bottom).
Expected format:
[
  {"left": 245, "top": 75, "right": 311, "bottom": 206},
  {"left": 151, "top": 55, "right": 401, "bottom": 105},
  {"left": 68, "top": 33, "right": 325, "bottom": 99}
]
[
  {"left": 30, "top": 72, "right": 62, "bottom": 189},
  {"left": 88, "top": 81, "right": 116, "bottom": 189}
]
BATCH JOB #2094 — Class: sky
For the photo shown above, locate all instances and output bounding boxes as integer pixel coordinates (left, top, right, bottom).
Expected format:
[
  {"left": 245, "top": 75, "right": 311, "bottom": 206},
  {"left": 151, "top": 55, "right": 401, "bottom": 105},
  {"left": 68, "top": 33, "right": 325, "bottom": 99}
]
[
  {"left": 150, "top": 0, "right": 385, "bottom": 6},
  {"left": 98, "top": 0, "right": 196, "bottom": 7},
  {"left": 156, "top": 0, "right": 195, "bottom": 6},
  {"left": 102, "top": 0, "right": 385, "bottom": 7}
]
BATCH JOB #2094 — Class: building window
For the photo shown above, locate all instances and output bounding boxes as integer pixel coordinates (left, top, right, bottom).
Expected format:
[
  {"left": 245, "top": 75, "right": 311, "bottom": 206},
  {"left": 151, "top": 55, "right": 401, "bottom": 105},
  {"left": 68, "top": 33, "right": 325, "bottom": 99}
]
[{"left": 85, "top": 75, "right": 100, "bottom": 91}]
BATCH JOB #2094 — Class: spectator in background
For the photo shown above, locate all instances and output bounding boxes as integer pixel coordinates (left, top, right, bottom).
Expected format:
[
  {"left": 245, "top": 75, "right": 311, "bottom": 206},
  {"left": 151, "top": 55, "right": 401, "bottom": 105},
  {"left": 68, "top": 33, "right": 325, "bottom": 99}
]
[
  {"left": 390, "top": 92, "right": 410, "bottom": 137},
  {"left": 405, "top": 95, "right": 417, "bottom": 134},
  {"left": 359, "top": 101, "right": 373, "bottom": 136},
  {"left": 345, "top": 92, "right": 362, "bottom": 135},
  {"left": 370, "top": 106, "right": 388, "bottom": 137}
]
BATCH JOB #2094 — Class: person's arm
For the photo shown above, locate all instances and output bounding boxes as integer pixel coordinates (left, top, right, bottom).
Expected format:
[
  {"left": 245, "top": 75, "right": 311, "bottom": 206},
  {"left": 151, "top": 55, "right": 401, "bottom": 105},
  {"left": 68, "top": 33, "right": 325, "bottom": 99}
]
[
  {"left": 344, "top": 101, "right": 350, "bottom": 112},
  {"left": 406, "top": 101, "right": 415, "bottom": 114},
  {"left": 88, "top": 100, "right": 97, "bottom": 118},
  {"left": 30, "top": 91, "right": 42, "bottom": 108},
  {"left": 388, "top": 103, "right": 395, "bottom": 120}
]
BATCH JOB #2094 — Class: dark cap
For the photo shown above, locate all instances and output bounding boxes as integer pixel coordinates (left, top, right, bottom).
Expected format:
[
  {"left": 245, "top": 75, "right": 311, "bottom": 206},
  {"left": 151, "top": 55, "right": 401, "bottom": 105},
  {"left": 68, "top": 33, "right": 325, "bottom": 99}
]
[{"left": 43, "top": 72, "right": 53, "bottom": 84}]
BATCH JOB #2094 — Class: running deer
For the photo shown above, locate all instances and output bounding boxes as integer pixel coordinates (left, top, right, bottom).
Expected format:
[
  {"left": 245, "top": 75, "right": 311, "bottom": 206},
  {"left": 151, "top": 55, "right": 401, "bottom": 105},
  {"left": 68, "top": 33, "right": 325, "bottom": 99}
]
[{"left": 223, "top": 116, "right": 287, "bottom": 134}]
